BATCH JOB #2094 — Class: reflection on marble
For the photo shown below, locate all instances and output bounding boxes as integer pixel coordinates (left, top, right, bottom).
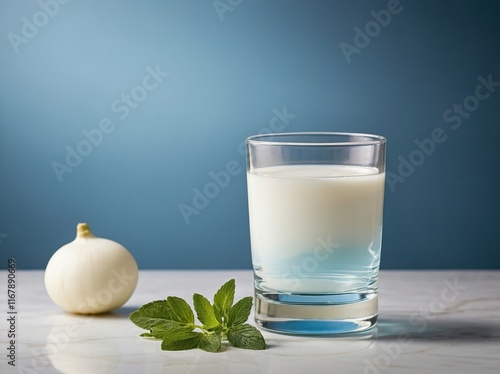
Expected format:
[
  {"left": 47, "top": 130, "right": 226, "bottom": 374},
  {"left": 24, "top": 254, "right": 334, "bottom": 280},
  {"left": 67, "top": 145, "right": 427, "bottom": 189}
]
[{"left": 1, "top": 270, "right": 499, "bottom": 373}]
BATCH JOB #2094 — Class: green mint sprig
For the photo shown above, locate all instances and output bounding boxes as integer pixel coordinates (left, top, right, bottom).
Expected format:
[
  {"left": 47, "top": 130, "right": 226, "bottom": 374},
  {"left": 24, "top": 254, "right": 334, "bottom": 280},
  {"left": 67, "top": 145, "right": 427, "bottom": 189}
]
[{"left": 129, "top": 279, "right": 266, "bottom": 352}]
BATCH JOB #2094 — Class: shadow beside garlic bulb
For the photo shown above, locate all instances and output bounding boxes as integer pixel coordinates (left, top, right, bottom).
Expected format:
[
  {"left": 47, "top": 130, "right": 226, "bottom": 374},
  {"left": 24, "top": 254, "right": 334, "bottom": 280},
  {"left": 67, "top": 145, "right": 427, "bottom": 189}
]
[{"left": 44, "top": 313, "right": 123, "bottom": 374}]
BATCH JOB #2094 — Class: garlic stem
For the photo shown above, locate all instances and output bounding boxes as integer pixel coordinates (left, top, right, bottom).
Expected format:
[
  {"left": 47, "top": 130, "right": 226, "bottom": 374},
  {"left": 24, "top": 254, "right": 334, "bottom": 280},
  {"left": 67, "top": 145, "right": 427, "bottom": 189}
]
[{"left": 76, "top": 223, "right": 95, "bottom": 238}]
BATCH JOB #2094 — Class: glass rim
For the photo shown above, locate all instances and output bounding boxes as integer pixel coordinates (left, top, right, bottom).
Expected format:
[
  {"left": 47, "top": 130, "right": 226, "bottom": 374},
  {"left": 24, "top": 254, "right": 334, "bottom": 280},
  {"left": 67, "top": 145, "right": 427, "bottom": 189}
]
[{"left": 246, "top": 132, "right": 386, "bottom": 146}]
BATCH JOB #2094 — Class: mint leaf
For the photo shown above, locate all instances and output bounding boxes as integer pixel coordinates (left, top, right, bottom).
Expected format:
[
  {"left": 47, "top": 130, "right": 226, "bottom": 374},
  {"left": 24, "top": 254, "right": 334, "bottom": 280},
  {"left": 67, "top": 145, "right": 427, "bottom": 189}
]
[
  {"left": 161, "top": 335, "right": 201, "bottom": 351},
  {"left": 198, "top": 333, "right": 222, "bottom": 353},
  {"left": 152, "top": 325, "right": 198, "bottom": 341},
  {"left": 166, "top": 296, "right": 194, "bottom": 325},
  {"left": 227, "top": 324, "right": 266, "bottom": 350},
  {"left": 130, "top": 279, "right": 267, "bottom": 353},
  {"left": 193, "top": 293, "right": 220, "bottom": 330},
  {"left": 152, "top": 324, "right": 202, "bottom": 351},
  {"left": 213, "top": 279, "right": 235, "bottom": 322},
  {"left": 129, "top": 300, "right": 173, "bottom": 330},
  {"left": 227, "top": 296, "right": 253, "bottom": 327},
  {"left": 149, "top": 320, "right": 188, "bottom": 335}
]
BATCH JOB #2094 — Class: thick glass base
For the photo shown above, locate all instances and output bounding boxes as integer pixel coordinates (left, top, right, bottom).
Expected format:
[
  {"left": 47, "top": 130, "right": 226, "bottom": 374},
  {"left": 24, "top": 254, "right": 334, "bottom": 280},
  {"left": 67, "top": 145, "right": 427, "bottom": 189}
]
[{"left": 254, "top": 292, "right": 378, "bottom": 335}]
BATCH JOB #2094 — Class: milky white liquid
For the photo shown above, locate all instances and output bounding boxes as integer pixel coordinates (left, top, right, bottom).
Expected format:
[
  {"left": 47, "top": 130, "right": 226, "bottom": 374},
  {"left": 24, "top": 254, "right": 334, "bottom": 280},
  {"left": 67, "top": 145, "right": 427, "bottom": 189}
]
[{"left": 247, "top": 165, "right": 385, "bottom": 294}]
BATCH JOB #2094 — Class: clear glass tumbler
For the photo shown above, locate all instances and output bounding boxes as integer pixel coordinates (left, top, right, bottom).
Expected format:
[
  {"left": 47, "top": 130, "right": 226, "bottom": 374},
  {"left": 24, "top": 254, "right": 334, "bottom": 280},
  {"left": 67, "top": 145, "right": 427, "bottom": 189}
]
[{"left": 246, "top": 132, "right": 386, "bottom": 335}]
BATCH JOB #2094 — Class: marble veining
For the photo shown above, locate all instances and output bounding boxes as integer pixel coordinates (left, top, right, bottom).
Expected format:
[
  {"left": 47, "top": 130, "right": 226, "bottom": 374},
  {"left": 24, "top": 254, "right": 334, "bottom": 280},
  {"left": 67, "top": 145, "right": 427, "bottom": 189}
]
[{"left": 1, "top": 270, "right": 499, "bottom": 373}]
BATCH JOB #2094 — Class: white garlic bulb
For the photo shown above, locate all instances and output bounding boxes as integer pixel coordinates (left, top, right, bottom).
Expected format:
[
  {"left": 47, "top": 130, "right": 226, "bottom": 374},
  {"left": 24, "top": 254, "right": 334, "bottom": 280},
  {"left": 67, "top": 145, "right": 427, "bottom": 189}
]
[{"left": 44, "top": 223, "right": 139, "bottom": 314}]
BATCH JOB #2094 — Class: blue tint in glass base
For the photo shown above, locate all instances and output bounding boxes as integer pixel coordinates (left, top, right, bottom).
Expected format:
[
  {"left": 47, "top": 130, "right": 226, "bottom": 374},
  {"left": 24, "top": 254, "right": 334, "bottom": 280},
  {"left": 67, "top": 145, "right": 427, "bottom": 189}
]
[
  {"left": 258, "top": 317, "right": 378, "bottom": 336},
  {"left": 255, "top": 292, "right": 378, "bottom": 335}
]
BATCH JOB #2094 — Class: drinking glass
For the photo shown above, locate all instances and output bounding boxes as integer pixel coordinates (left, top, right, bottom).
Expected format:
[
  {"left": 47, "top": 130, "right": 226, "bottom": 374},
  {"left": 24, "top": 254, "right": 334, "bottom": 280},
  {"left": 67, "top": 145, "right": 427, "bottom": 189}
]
[{"left": 246, "top": 132, "right": 386, "bottom": 334}]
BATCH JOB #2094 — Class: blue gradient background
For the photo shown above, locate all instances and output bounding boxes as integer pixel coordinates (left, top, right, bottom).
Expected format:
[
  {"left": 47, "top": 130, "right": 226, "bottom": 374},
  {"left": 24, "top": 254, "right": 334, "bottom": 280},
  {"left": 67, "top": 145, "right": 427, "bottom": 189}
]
[{"left": 0, "top": 0, "right": 499, "bottom": 269}]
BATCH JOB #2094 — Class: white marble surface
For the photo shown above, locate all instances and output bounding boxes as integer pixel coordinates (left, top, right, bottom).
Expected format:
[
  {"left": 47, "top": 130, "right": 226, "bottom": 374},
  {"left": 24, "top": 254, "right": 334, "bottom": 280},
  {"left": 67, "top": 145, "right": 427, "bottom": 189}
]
[{"left": 1, "top": 270, "right": 499, "bottom": 373}]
